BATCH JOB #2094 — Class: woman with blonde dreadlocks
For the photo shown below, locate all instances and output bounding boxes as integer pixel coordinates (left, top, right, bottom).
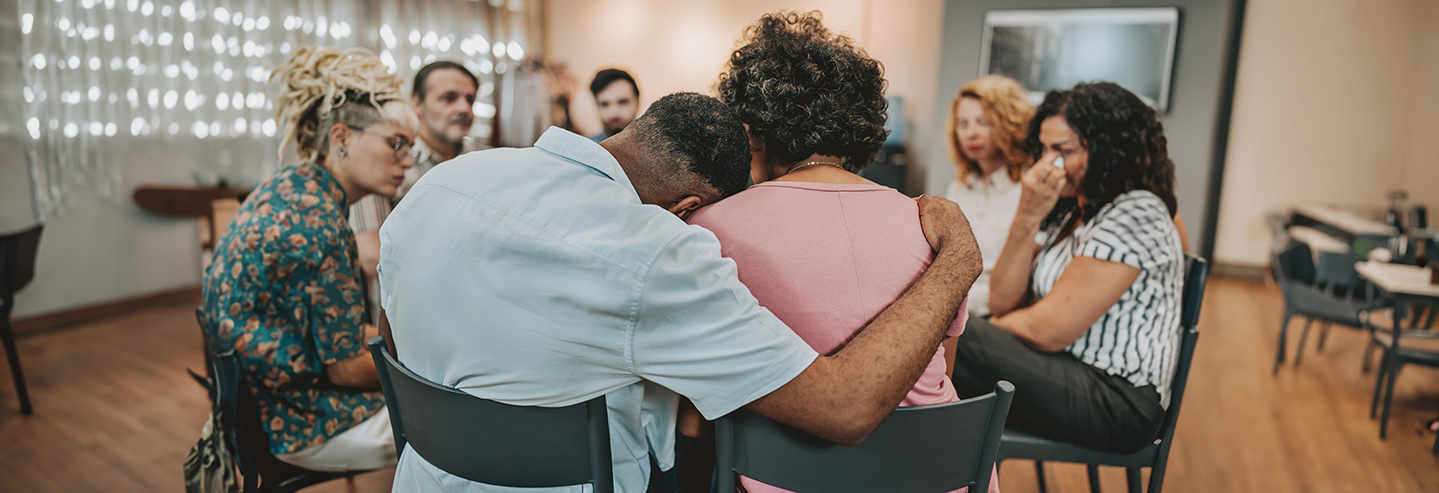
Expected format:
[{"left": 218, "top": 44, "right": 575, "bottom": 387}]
[{"left": 201, "top": 46, "right": 417, "bottom": 471}]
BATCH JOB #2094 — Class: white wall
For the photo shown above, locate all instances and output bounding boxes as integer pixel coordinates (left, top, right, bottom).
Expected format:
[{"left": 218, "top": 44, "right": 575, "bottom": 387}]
[
  {"left": 1213, "top": 0, "right": 1439, "bottom": 267},
  {"left": 1, "top": 0, "right": 38, "bottom": 233},
  {"left": 10, "top": 138, "right": 278, "bottom": 319},
  {"left": 1400, "top": 0, "right": 1439, "bottom": 198},
  {"left": 549, "top": 0, "right": 945, "bottom": 192}
]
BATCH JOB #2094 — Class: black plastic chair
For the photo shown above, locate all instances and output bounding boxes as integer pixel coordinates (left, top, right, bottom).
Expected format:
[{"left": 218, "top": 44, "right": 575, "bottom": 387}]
[
  {"left": 714, "top": 381, "right": 1015, "bottom": 493},
  {"left": 367, "top": 336, "right": 615, "bottom": 492},
  {"left": 1, "top": 225, "right": 43, "bottom": 416},
  {"left": 1365, "top": 308, "right": 1439, "bottom": 440},
  {"left": 1271, "top": 245, "right": 1382, "bottom": 374},
  {"left": 996, "top": 256, "right": 1209, "bottom": 493},
  {"left": 196, "top": 309, "right": 368, "bottom": 492}
]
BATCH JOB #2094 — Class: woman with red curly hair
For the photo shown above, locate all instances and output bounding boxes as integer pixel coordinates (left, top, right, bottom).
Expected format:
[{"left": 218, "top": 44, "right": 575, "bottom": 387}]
[{"left": 945, "top": 75, "right": 1035, "bottom": 317}]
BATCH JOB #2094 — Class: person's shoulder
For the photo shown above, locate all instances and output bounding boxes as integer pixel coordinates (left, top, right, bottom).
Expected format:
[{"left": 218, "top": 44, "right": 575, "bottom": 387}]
[
  {"left": 1101, "top": 190, "right": 1171, "bottom": 223},
  {"left": 688, "top": 186, "right": 772, "bottom": 227},
  {"left": 1085, "top": 190, "right": 1179, "bottom": 260}
]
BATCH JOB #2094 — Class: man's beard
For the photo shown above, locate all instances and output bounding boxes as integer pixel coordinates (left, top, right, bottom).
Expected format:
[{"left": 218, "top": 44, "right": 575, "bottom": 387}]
[{"left": 434, "top": 118, "right": 473, "bottom": 144}]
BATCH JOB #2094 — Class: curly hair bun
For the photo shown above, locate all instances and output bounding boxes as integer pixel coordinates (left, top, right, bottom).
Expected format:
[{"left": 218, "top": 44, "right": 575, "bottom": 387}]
[
  {"left": 270, "top": 46, "right": 407, "bottom": 163},
  {"left": 717, "top": 11, "right": 889, "bottom": 172}
]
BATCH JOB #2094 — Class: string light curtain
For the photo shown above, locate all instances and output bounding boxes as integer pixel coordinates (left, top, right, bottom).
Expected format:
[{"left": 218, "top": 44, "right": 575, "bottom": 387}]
[{"left": 16, "top": 0, "right": 539, "bottom": 220}]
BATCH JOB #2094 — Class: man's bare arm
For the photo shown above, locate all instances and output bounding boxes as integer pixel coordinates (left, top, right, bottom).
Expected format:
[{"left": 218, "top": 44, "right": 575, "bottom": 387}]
[{"left": 743, "top": 195, "right": 982, "bottom": 446}]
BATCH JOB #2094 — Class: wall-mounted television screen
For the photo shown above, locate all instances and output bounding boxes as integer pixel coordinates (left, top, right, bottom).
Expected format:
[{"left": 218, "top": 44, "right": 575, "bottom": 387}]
[{"left": 980, "top": 8, "right": 1180, "bottom": 112}]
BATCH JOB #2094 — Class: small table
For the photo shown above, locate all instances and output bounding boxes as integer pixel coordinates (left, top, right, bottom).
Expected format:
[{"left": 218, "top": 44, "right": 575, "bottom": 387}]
[
  {"left": 133, "top": 184, "right": 253, "bottom": 251},
  {"left": 1356, "top": 262, "right": 1439, "bottom": 302},
  {"left": 132, "top": 185, "right": 251, "bottom": 219},
  {"left": 1294, "top": 204, "right": 1396, "bottom": 238},
  {"left": 1288, "top": 226, "right": 1350, "bottom": 255}
]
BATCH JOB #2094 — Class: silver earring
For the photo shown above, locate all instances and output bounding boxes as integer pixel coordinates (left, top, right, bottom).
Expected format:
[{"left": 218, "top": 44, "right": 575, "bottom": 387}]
[{"left": 337, "top": 147, "right": 347, "bottom": 158}]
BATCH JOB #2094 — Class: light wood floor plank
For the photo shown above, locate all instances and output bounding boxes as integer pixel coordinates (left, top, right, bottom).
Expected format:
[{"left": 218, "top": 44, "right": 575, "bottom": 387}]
[{"left": 0, "top": 278, "right": 1434, "bottom": 491}]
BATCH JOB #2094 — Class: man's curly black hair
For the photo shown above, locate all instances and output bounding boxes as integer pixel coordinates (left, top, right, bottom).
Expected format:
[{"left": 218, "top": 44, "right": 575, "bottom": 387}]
[
  {"left": 628, "top": 92, "right": 751, "bottom": 199},
  {"left": 1027, "top": 82, "right": 1178, "bottom": 231},
  {"left": 716, "top": 11, "right": 889, "bottom": 172}
]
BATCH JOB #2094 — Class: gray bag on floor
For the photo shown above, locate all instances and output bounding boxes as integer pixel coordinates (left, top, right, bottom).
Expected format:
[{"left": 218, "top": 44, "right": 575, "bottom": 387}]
[{"left": 183, "top": 410, "right": 239, "bottom": 493}]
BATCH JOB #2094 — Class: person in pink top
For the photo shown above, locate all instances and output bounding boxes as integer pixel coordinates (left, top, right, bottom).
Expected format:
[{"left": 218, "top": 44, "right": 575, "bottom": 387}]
[
  {"left": 683, "top": 11, "right": 997, "bottom": 493},
  {"left": 691, "top": 182, "right": 968, "bottom": 407}
]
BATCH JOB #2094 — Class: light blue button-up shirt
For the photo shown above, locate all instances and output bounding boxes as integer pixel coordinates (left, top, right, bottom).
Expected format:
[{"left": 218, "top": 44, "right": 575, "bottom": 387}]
[{"left": 380, "top": 127, "right": 818, "bottom": 492}]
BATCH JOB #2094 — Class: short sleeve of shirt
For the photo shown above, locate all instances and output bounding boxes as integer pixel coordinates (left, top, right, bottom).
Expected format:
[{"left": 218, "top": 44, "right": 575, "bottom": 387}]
[
  {"left": 630, "top": 228, "right": 819, "bottom": 420},
  {"left": 1077, "top": 191, "right": 1177, "bottom": 271},
  {"left": 271, "top": 217, "right": 371, "bottom": 366},
  {"left": 947, "top": 298, "right": 970, "bottom": 338},
  {"left": 348, "top": 194, "right": 390, "bottom": 233}
]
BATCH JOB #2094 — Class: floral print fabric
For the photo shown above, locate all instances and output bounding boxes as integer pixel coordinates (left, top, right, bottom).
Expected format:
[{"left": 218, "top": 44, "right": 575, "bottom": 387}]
[{"left": 201, "top": 163, "right": 383, "bottom": 455}]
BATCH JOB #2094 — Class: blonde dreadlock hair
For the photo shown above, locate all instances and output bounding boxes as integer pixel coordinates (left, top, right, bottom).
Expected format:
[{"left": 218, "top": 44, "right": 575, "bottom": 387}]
[{"left": 270, "top": 46, "right": 418, "bottom": 164}]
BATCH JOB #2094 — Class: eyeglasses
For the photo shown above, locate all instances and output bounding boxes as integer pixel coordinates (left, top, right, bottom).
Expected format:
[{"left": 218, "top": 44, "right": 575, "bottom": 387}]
[{"left": 346, "top": 124, "right": 414, "bottom": 159}]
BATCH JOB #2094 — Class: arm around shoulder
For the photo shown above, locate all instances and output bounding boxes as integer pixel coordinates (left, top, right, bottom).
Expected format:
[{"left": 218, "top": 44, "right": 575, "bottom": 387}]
[{"left": 744, "top": 196, "right": 982, "bottom": 446}]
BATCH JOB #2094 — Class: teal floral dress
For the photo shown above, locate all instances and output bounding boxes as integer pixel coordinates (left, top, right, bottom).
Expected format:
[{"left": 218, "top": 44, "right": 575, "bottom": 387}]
[{"left": 201, "top": 163, "right": 384, "bottom": 455}]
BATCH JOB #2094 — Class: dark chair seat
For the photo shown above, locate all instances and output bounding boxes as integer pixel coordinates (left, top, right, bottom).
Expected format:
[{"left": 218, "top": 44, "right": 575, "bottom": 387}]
[{"left": 999, "top": 429, "right": 1160, "bottom": 469}]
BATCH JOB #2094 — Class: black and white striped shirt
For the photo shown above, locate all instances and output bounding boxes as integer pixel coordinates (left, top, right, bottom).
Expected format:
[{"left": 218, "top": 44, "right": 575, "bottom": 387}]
[{"left": 1032, "top": 190, "right": 1184, "bottom": 408}]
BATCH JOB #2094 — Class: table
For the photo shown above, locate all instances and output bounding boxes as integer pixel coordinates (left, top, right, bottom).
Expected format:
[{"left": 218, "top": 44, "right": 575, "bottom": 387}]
[
  {"left": 1356, "top": 262, "right": 1439, "bottom": 300},
  {"left": 1293, "top": 204, "right": 1396, "bottom": 238},
  {"left": 132, "top": 184, "right": 252, "bottom": 250},
  {"left": 132, "top": 184, "right": 251, "bottom": 219},
  {"left": 1288, "top": 226, "right": 1349, "bottom": 255}
]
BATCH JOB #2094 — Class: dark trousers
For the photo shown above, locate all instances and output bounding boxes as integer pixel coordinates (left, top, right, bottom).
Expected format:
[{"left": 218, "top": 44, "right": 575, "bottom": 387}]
[{"left": 950, "top": 318, "right": 1166, "bottom": 454}]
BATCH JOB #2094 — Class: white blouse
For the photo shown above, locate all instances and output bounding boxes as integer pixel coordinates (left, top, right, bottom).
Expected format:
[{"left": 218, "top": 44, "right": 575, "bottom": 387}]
[
  {"left": 1031, "top": 190, "right": 1184, "bottom": 407},
  {"left": 946, "top": 170, "right": 1024, "bottom": 316}
]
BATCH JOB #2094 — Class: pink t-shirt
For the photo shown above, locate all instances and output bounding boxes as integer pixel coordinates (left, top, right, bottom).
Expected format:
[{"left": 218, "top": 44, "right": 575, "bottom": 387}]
[{"left": 689, "top": 181, "right": 975, "bottom": 492}]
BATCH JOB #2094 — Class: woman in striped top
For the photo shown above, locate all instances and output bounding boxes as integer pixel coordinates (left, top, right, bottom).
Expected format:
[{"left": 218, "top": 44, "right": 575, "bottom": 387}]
[{"left": 949, "top": 82, "right": 1186, "bottom": 454}]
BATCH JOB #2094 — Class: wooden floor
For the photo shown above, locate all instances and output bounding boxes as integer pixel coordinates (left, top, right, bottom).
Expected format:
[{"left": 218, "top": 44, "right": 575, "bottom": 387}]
[{"left": 0, "top": 278, "right": 1435, "bottom": 492}]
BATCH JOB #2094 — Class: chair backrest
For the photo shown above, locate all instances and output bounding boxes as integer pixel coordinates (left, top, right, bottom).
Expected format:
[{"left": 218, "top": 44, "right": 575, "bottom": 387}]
[
  {"left": 1272, "top": 243, "right": 1315, "bottom": 287},
  {"left": 1313, "top": 251, "right": 1360, "bottom": 293},
  {"left": 715, "top": 381, "right": 1015, "bottom": 493},
  {"left": 1265, "top": 212, "right": 1292, "bottom": 253},
  {"left": 197, "top": 308, "right": 281, "bottom": 490},
  {"left": 1153, "top": 257, "right": 1209, "bottom": 453},
  {"left": 367, "top": 337, "right": 614, "bottom": 492},
  {"left": 0, "top": 225, "right": 43, "bottom": 297}
]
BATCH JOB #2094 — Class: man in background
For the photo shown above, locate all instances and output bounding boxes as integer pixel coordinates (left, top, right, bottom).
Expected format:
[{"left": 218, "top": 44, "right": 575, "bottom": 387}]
[
  {"left": 588, "top": 68, "right": 641, "bottom": 142},
  {"left": 351, "top": 60, "right": 479, "bottom": 281}
]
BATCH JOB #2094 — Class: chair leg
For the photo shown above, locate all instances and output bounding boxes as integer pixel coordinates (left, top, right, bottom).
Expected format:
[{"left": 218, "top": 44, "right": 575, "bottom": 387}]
[
  {"left": 1380, "top": 358, "right": 1400, "bottom": 439},
  {"left": 1034, "top": 460, "right": 1048, "bottom": 493},
  {"left": 1370, "top": 352, "right": 1388, "bottom": 418},
  {"left": 1126, "top": 467, "right": 1142, "bottom": 493},
  {"left": 1362, "top": 337, "right": 1377, "bottom": 374},
  {"left": 1273, "top": 311, "right": 1293, "bottom": 375},
  {"left": 1294, "top": 318, "right": 1315, "bottom": 367},
  {"left": 0, "top": 309, "right": 34, "bottom": 416},
  {"left": 1317, "top": 322, "right": 1331, "bottom": 351},
  {"left": 1087, "top": 464, "right": 1102, "bottom": 493},
  {"left": 1148, "top": 456, "right": 1169, "bottom": 493},
  {"left": 1433, "top": 426, "right": 1439, "bottom": 455}
]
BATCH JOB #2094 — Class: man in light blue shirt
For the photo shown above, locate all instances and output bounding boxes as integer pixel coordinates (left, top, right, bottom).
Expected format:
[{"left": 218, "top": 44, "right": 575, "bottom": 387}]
[{"left": 379, "top": 93, "right": 983, "bottom": 492}]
